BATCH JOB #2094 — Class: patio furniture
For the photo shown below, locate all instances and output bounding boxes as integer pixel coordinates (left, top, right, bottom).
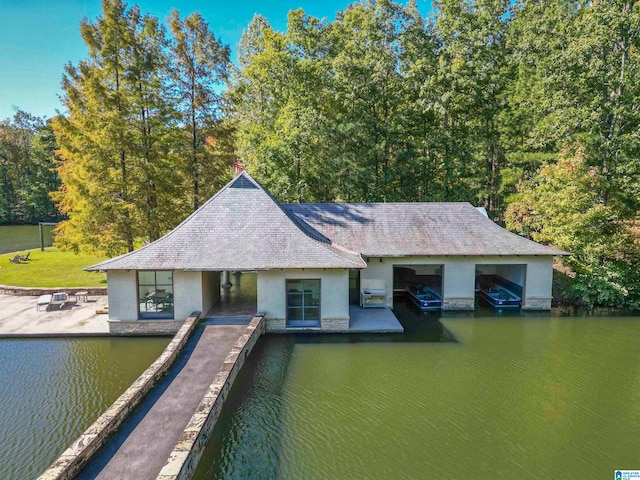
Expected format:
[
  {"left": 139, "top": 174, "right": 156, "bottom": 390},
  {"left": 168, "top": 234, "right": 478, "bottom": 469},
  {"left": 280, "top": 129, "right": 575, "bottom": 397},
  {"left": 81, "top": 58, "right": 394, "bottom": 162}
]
[
  {"left": 20, "top": 251, "right": 30, "bottom": 261},
  {"left": 9, "top": 255, "right": 21, "bottom": 264},
  {"left": 73, "top": 291, "right": 89, "bottom": 302},
  {"left": 144, "top": 290, "right": 171, "bottom": 310},
  {"left": 37, "top": 294, "right": 52, "bottom": 311},
  {"left": 50, "top": 292, "right": 68, "bottom": 309}
]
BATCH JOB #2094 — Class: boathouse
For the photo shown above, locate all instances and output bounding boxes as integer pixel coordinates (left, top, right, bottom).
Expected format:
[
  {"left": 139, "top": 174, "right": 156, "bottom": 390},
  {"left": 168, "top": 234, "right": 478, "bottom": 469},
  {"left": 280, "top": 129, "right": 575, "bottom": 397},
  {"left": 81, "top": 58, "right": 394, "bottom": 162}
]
[{"left": 87, "top": 171, "right": 567, "bottom": 334}]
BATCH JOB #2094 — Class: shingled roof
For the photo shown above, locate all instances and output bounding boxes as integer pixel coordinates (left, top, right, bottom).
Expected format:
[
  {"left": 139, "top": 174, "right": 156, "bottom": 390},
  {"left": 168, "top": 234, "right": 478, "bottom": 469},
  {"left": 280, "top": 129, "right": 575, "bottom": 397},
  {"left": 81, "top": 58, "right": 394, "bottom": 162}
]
[
  {"left": 285, "top": 202, "right": 569, "bottom": 257},
  {"left": 87, "top": 172, "right": 366, "bottom": 271}
]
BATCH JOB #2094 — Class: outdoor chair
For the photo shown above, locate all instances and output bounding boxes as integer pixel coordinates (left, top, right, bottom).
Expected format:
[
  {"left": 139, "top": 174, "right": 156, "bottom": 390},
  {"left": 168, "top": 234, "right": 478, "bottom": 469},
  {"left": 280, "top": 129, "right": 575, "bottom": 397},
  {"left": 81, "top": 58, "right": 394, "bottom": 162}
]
[
  {"left": 37, "top": 294, "right": 52, "bottom": 311},
  {"left": 9, "top": 255, "right": 21, "bottom": 264},
  {"left": 50, "top": 292, "right": 68, "bottom": 309},
  {"left": 20, "top": 252, "right": 30, "bottom": 261}
]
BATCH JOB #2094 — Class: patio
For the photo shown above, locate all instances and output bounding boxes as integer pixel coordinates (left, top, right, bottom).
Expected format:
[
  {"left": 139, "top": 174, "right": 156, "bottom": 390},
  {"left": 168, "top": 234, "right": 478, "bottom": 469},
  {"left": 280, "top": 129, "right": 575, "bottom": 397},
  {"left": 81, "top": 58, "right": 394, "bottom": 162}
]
[{"left": 0, "top": 294, "right": 109, "bottom": 336}]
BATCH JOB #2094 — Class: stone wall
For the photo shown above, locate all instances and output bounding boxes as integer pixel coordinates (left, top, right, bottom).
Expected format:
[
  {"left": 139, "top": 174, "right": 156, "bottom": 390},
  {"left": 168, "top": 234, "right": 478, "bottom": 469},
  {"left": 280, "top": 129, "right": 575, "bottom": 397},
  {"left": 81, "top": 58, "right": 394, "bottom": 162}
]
[
  {"left": 265, "top": 317, "right": 286, "bottom": 333},
  {"left": 321, "top": 317, "right": 349, "bottom": 332},
  {"left": 265, "top": 317, "right": 349, "bottom": 333},
  {"left": 156, "top": 314, "right": 265, "bottom": 480},
  {"left": 0, "top": 285, "right": 107, "bottom": 296},
  {"left": 522, "top": 297, "right": 552, "bottom": 310},
  {"left": 108, "top": 319, "right": 185, "bottom": 336},
  {"left": 443, "top": 297, "right": 475, "bottom": 310},
  {"left": 37, "top": 313, "right": 201, "bottom": 480}
]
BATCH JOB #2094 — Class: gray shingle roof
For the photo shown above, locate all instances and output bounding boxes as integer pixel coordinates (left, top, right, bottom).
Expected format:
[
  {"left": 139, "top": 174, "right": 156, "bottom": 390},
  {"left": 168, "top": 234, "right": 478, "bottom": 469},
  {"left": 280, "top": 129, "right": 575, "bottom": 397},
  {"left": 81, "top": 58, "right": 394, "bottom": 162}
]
[
  {"left": 87, "top": 172, "right": 366, "bottom": 271},
  {"left": 285, "top": 202, "right": 569, "bottom": 257}
]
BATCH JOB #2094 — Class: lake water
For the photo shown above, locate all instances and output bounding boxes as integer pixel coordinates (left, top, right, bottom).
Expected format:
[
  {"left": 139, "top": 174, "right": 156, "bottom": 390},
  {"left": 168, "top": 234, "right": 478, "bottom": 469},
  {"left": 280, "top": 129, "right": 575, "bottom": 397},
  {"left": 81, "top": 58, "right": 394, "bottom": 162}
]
[
  {"left": 0, "top": 337, "right": 168, "bottom": 479},
  {"left": 0, "top": 225, "right": 55, "bottom": 254},
  {"left": 194, "top": 300, "right": 640, "bottom": 479}
]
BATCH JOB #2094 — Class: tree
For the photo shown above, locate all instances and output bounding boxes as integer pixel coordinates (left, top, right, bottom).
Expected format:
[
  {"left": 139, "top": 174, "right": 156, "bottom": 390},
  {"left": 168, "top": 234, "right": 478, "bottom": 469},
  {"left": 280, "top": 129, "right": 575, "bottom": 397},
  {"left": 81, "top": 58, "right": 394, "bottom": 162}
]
[
  {"left": 233, "top": 2, "right": 441, "bottom": 203},
  {"left": 0, "top": 111, "right": 60, "bottom": 224},
  {"left": 432, "top": 0, "right": 511, "bottom": 212},
  {"left": 168, "top": 10, "right": 233, "bottom": 211},
  {"left": 506, "top": 144, "right": 640, "bottom": 309},
  {"left": 53, "top": 0, "right": 178, "bottom": 254}
]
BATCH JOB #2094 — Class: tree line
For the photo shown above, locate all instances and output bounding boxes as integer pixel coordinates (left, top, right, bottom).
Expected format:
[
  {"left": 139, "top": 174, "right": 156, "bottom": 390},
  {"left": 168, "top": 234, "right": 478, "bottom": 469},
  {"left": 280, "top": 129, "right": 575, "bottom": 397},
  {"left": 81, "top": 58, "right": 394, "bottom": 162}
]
[
  {"left": 0, "top": 111, "right": 61, "bottom": 224},
  {"left": 4, "top": 0, "right": 640, "bottom": 308},
  {"left": 232, "top": 0, "right": 640, "bottom": 308}
]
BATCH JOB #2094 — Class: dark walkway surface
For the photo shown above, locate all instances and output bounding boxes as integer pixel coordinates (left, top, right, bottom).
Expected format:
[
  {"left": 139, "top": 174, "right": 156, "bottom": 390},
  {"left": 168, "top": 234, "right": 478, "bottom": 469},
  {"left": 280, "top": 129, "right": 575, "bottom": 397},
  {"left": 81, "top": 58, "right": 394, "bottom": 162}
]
[
  {"left": 205, "top": 272, "right": 257, "bottom": 317},
  {"left": 77, "top": 322, "right": 248, "bottom": 480}
]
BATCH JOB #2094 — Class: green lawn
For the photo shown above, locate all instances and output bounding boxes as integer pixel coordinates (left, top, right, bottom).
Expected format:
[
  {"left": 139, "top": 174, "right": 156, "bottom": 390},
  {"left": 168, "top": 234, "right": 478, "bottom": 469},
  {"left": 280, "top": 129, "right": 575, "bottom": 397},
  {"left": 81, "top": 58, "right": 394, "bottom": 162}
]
[{"left": 0, "top": 248, "right": 108, "bottom": 288}]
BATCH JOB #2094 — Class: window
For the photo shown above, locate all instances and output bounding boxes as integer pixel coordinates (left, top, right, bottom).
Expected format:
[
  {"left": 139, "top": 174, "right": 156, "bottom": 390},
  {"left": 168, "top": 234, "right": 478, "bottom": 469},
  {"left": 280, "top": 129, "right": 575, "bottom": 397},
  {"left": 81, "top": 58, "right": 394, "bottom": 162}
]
[
  {"left": 138, "top": 271, "right": 174, "bottom": 319},
  {"left": 286, "top": 279, "right": 320, "bottom": 325}
]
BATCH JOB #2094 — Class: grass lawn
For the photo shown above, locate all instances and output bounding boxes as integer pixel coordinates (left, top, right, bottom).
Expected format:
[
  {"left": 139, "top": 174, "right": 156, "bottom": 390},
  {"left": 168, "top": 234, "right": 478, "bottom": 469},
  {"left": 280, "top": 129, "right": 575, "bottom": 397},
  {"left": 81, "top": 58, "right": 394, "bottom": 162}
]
[{"left": 0, "top": 248, "right": 107, "bottom": 288}]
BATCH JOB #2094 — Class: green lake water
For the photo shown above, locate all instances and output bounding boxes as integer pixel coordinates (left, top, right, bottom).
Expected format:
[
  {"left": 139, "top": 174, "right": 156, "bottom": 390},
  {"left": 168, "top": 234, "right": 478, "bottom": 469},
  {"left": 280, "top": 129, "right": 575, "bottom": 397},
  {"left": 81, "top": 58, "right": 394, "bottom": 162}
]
[
  {"left": 0, "top": 337, "right": 168, "bottom": 479},
  {"left": 0, "top": 225, "right": 55, "bottom": 254},
  {"left": 194, "top": 301, "right": 640, "bottom": 479}
]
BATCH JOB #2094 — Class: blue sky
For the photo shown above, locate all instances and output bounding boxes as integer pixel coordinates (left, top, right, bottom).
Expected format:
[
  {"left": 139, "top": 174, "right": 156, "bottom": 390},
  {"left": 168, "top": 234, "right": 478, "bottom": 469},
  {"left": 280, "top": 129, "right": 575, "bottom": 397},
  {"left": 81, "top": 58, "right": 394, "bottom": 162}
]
[{"left": 0, "top": 0, "right": 432, "bottom": 121}]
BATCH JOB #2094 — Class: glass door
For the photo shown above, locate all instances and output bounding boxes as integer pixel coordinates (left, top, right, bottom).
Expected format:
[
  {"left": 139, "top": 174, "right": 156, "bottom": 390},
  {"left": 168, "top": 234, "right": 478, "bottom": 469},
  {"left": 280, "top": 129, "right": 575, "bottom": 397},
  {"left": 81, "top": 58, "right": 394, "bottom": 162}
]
[{"left": 286, "top": 279, "right": 321, "bottom": 328}]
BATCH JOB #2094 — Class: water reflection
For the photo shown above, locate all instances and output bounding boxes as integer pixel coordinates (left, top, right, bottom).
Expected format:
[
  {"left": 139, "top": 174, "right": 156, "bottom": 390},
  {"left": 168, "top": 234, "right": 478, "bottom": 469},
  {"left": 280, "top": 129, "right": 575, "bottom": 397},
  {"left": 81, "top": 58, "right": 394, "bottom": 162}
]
[
  {"left": 0, "top": 337, "right": 168, "bottom": 480},
  {"left": 194, "top": 304, "right": 640, "bottom": 480},
  {"left": 194, "top": 335, "right": 294, "bottom": 479}
]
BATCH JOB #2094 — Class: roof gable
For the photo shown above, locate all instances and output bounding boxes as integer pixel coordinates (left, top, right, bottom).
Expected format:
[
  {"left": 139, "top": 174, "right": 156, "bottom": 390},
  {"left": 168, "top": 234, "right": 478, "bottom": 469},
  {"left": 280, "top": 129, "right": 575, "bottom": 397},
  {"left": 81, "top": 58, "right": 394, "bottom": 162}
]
[{"left": 87, "top": 172, "right": 365, "bottom": 271}]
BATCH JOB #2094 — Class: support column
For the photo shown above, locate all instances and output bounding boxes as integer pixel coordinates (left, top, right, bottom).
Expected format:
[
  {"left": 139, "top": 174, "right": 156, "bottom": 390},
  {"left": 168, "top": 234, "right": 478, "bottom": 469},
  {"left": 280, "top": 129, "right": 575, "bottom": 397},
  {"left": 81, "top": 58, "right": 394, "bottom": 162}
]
[
  {"left": 222, "top": 271, "right": 232, "bottom": 289},
  {"left": 442, "top": 259, "right": 475, "bottom": 310}
]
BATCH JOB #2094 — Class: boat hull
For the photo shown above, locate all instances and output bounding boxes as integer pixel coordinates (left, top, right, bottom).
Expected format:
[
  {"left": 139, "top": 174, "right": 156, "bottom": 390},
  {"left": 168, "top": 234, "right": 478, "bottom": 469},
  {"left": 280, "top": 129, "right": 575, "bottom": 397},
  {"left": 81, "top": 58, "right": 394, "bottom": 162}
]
[
  {"left": 407, "top": 287, "right": 442, "bottom": 311},
  {"left": 479, "top": 285, "right": 521, "bottom": 308}
]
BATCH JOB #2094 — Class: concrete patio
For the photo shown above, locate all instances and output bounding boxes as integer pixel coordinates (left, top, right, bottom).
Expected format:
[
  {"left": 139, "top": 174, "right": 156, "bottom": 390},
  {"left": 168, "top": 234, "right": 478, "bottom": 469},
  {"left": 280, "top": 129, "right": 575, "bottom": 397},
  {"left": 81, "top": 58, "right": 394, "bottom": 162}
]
[
  {"left": 349, "top": 305, "right": 404, "bottom": 333},
  {"left": 0, "top": 294, "right": 109, "bottom": 336}
]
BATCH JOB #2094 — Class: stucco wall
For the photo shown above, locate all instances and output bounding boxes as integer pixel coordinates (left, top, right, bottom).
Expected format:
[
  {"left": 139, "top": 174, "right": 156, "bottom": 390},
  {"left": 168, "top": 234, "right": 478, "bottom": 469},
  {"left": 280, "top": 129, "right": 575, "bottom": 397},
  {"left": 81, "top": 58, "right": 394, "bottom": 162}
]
[
  {"left": 257, "top": 269, "right": 349, "bottom": 331},
  {"left": 107, "top": 271, "right": 138, "bottom": 321},
  {"left": 522, "top": 257, "right": 553, "bottom": 310},
  {"left": 362, "top": 255, "right": 554, "bottom": 310},
  {"left": 173, "top": 271, "right": 204, "bottom": 320},
  {"left": 441, "top": 258, "right": 476, "bottom": 309},
  {"left": 401, "top": 264, "right": 442, "bottom": 276},
  {"left": 476, "top": 264, "right": 526, "bottom": 287}
]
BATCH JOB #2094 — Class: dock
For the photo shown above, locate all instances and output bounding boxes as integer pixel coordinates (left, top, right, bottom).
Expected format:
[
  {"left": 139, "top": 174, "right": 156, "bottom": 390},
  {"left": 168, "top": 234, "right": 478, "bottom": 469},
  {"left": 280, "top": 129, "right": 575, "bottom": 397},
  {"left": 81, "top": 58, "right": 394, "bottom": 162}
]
[
  {"left": 39, "top": 313, "right": 265, "bottom": 480},
  {"left": 349, "top": 306, "right": 404, "bottom": 333}
]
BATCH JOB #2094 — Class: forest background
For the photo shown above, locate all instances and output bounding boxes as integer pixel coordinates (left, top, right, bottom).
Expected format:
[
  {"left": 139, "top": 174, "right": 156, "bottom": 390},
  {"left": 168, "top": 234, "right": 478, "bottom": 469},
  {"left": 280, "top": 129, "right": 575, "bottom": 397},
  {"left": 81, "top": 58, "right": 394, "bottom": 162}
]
[{"left": 1, "top": 0, "right": 639, "bottom": 309}]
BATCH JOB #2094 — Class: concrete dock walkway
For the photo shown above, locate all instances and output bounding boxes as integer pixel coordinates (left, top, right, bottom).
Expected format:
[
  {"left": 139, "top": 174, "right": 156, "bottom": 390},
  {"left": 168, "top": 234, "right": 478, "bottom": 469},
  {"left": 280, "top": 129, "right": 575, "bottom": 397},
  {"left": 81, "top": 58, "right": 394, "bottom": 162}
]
[{"left": 76, "top": 320, "right": 251, "bottom": 480}]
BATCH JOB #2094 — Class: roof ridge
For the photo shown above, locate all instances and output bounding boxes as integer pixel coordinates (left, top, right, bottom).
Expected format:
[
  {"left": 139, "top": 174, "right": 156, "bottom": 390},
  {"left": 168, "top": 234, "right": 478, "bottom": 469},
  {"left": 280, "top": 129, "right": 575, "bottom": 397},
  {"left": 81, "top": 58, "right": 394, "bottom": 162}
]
[
  {"left": 248, "top": 176, "right": 366, "bottom": 267},
  {"left": 286, "top": 202, "right": 474, "bottom": 207}
]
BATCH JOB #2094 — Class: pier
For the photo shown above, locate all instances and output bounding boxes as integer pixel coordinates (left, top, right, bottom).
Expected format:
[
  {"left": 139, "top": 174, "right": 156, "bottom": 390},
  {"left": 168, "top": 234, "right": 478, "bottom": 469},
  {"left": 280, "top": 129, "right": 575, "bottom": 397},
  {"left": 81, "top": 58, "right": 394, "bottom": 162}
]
[{"left": 39, "top": 313, "right": 264, "bottom": 480}]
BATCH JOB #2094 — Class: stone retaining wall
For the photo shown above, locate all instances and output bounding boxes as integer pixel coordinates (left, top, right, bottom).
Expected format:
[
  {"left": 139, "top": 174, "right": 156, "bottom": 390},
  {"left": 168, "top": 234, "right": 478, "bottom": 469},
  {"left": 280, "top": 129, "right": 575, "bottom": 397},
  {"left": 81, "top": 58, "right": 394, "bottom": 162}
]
[
  {"left": 266, "top": 316, "right": 348, "bottom": 333},
  {"left": 0, "top": 285, "right": 107, "bottom": 296},
  {"left": 108, "top": 319, "right": 185, "bottom": 336},
  {"left": 523, "top": 297, "right": 552, "bottom": 310},
  {"left": 443, "top": 297, "right": 475, "bottom": 310},
  {"left": 37, "top": 312, "right": 201, "bottom": 480},
  {"left": 156, "top": 313, "right": 266, "bottom": 480}
]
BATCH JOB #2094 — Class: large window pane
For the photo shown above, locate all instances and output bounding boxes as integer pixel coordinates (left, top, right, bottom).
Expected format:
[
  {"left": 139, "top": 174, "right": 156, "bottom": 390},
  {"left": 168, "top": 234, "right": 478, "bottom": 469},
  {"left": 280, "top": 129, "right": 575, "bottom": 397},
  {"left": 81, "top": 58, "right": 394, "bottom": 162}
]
[
  {"left": 156, "top": 271, "right": 172, "bottom": 285},
  {"left": 286, "top": 279, "right": 321, "bottom": 325},
  {"left": 138, "top": 271, "right": 174, "bottom": 319},
  {"left": 139, "top": 271, "right": 155, "bottom": 285},
  {"left": 305, "top": 307, "right": 320, "bottom": 321},
  {"left": 288, "top": 293, "right": 302, "bottom": 306},
  {"left": 305, "top": 279, "right": 320, "bottom": 292}
]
